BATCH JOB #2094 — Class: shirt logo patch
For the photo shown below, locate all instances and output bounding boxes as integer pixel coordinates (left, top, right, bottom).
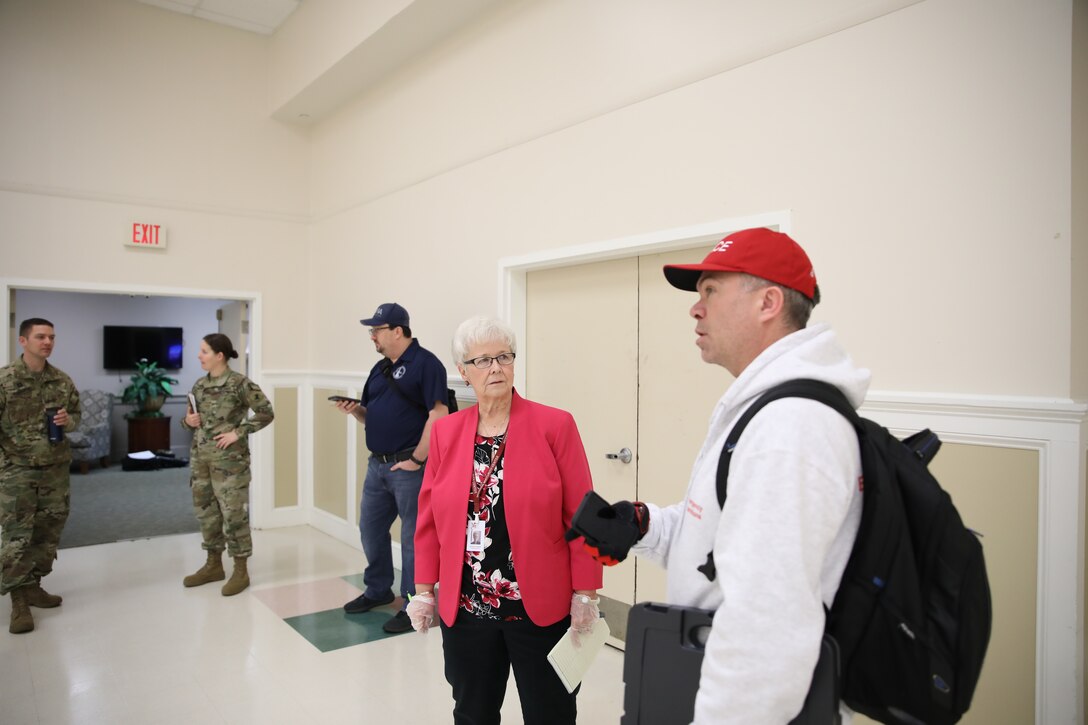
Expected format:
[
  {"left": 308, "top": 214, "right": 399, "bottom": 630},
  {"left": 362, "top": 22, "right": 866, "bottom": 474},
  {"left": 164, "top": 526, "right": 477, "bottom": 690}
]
[{"left": 392, "top": 365, "right": 407, "bottom": 380}]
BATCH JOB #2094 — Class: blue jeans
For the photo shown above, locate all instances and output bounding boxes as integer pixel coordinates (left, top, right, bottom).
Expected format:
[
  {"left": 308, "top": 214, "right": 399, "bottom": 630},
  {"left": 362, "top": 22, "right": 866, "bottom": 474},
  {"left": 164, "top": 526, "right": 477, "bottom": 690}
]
[{"left": 359, "top": 456, "right": 424, "bottom": 606}]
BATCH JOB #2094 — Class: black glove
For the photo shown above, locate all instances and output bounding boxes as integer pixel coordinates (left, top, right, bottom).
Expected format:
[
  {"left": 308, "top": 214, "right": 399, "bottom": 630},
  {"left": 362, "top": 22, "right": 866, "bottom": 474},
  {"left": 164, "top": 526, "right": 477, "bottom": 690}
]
[{"left": 565, "top": 493, "right": 649, "bottom": 566}]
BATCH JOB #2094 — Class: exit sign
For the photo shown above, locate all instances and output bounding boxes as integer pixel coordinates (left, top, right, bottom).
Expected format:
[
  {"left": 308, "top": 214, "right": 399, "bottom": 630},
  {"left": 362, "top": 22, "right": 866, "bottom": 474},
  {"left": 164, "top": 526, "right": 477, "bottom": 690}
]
[{"left": 127, "top": 222, "right": 167, "bottom": 250}]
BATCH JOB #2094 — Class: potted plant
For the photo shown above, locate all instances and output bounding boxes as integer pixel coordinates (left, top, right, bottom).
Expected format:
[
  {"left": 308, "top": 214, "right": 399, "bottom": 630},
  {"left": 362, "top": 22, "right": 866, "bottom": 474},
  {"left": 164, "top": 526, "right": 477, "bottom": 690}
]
[{"left": 122, "top": 358, "right": 179, "bottom": 418}]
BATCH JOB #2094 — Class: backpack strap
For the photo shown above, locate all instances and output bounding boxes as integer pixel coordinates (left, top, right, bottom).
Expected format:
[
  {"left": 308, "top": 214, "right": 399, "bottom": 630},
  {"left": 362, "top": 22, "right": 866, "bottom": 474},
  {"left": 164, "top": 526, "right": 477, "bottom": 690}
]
[
  {"left": 381, "top": 360, "right": 428, "bottom": 414},
  {"left": 715, "top": 379, "right": 860, "bottom": 508},
  {"left": 382, "top": 362, "right": 458, "bottom": 415},
  {"left": 700, "top": 379, "right": 861, "bottom": 582},
  {"left": 902, "top": 428, "right": 941, "bottom": 465}
]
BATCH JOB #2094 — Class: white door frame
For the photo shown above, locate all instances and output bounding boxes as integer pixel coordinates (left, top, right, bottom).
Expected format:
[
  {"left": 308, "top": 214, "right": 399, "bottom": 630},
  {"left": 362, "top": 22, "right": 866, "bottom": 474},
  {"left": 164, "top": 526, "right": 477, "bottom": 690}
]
[
  {"left": 498, "top": 210, "right": 791, "bottom": 385},
  {"left": 1, "top": 278, "right": 273, "bottom": 527}
]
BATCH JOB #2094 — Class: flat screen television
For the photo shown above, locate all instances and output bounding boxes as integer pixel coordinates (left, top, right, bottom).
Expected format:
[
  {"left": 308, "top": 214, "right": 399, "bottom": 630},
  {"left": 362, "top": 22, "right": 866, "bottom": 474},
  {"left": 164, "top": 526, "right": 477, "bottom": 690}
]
[{"left": 103, "top": 326, "right": 184, "bottom": 370}]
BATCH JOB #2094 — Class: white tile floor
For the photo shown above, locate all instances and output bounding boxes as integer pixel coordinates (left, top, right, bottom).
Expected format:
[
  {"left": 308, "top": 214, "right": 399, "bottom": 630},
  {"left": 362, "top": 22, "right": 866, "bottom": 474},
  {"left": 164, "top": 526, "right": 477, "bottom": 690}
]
[{"left": 1, "top": 527, "right": 626, "bottom": 724}]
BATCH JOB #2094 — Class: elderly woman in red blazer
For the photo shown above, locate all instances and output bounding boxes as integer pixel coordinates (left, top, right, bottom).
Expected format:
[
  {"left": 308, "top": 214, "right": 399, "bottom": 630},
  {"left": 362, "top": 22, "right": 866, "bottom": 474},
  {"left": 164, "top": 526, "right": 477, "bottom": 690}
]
[{"left": 408, "top": 315, "right": 603, "bottom": 725}]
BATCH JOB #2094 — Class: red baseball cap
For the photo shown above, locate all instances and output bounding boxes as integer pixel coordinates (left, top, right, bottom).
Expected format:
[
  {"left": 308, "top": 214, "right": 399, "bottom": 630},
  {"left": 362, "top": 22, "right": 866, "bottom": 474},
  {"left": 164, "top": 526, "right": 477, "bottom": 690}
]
[{"left": 662, "top": 227, "right": 818, "bottom": 300}]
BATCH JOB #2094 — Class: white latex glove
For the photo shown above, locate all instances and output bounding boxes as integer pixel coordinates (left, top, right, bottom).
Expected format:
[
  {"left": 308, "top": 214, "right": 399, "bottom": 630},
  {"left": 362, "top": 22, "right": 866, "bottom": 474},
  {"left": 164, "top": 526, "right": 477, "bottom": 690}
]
[
  {"left": 569, "top": 593, "right": 600, "bottom": 648},
  {"left": 407, "top": 592, "right": 436, "bottom": 633}
]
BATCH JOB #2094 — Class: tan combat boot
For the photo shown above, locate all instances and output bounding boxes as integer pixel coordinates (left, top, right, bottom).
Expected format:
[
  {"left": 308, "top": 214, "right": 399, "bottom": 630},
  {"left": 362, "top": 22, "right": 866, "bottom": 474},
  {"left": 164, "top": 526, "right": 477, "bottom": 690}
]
[
  {"left": 9, "top": 588, "right": 34, "bottom": 634},
  {"left": 24, "top": 581, "right": 62, "bottom": 608},
  {"left": 221, "top": 557, "right": 250, "bottom": 597},
  {"left": 183, "top": 551, "right": 225, "bottom": 587}
]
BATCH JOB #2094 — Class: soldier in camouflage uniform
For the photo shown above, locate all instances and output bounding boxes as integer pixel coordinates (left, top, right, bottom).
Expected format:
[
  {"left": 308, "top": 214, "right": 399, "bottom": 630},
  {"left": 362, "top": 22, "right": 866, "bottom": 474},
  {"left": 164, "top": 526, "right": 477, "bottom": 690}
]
[
  {"left": 0, "top": 318, "right": 81, "bottom": 634},
  {"left": 180, "top": 333, "right": 273, "bottom": 596}
]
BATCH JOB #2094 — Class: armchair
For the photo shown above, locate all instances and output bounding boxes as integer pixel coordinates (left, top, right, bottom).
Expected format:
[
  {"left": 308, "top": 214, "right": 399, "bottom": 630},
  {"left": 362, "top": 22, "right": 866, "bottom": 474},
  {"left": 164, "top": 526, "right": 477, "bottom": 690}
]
[{"left": 69, "top": 389, "right": 113, "bottom": 474}]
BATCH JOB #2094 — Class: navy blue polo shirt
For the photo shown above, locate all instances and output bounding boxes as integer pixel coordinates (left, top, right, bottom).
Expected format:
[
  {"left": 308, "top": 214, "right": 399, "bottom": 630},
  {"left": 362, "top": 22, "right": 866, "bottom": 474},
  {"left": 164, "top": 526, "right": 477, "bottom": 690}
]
[{"left": 361, "top": 339, "right": 448, "bottom": 454}]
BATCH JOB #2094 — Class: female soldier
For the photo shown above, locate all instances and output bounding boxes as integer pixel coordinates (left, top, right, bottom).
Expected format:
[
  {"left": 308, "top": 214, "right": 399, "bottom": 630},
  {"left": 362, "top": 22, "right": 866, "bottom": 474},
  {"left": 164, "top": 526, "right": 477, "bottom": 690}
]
[{"left": 180, "top": 333, "right": 273, "bottom": 596}]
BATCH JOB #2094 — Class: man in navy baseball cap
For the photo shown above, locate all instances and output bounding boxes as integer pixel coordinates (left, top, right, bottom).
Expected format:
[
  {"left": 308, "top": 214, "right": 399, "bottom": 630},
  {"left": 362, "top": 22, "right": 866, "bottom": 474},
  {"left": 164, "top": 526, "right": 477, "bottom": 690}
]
[
  {"left": 360, "top": 302, "right": 411, "bottom": 329},
  {"left": 337, "top": 301, "right": 449, "bottom": 634}
]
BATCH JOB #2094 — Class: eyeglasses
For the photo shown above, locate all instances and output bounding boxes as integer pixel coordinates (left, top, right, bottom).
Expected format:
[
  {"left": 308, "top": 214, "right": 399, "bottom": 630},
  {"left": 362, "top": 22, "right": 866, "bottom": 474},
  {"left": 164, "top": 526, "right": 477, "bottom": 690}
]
[
  {"left": 368, "top": 326, "right": 390, "bottom": 337},
  {"left": 463, "top": 352, "right": 516, "bottom": 369}
]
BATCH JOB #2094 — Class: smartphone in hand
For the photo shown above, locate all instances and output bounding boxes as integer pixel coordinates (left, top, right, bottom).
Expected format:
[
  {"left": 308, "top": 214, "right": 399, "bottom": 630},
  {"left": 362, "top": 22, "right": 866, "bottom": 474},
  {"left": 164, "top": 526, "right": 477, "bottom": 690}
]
[{"left": 328, "top": 395, "right": 363, "bottom": 405}]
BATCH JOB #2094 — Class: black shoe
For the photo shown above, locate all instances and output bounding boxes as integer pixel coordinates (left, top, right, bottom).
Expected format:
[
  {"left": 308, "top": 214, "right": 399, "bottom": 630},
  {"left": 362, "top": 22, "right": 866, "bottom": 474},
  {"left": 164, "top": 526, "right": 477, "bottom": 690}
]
[
  {"left": 344, "top": 591, "right": 395, "bottom": 613},
  {"left": 382, "top": 609, "right": 413, "bottom": 634}
]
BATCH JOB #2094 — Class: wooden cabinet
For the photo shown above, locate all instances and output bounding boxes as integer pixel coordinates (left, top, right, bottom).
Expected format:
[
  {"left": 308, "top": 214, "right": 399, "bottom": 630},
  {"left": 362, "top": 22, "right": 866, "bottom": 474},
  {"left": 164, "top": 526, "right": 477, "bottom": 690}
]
[{"left": 127, "top": 416, "right": 170, "bottom": 453}]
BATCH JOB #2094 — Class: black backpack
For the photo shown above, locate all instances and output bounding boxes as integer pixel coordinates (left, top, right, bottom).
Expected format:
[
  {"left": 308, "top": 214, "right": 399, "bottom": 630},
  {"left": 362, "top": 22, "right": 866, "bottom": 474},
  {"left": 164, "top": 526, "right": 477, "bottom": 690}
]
[{"left": 709, "top": 379, "right": 992, "bottom": 725}]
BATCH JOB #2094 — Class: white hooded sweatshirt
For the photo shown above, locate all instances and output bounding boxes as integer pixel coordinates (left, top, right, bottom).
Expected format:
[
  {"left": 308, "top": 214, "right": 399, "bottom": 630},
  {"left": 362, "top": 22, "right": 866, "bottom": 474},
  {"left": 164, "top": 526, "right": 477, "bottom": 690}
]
[{"left": 632, "top": 322, "right": 870, "bottom": 724}]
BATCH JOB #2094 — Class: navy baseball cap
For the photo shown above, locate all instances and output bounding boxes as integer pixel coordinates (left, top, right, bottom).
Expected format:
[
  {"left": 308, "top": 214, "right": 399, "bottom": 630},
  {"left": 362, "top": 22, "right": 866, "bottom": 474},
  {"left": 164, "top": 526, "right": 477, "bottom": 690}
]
[{"left": 360, "top": 302, "right": 410, "bottom": 328}]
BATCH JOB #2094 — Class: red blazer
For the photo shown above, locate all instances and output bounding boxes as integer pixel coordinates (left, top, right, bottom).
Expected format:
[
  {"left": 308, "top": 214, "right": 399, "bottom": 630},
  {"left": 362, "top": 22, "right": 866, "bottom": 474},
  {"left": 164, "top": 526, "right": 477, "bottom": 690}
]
[{"left": 415, "top": 390, "right": 603, "bottom": 627}]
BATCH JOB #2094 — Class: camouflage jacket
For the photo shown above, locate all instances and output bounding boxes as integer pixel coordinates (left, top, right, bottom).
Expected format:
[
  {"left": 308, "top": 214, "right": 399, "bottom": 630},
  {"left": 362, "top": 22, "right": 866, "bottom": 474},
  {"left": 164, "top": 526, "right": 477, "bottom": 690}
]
[
  {"left": 0, "top": 357, "right": 81, "bottom": 467},
  {"left": 182, "top": 369, "right": 273, "bottom": 459}
]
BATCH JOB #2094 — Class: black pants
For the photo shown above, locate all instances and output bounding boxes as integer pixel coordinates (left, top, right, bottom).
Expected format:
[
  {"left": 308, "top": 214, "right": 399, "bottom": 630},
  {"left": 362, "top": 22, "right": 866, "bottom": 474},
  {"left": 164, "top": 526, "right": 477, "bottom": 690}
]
[{"left": 440, "top": 613, "right": 577, "bottom": 725}]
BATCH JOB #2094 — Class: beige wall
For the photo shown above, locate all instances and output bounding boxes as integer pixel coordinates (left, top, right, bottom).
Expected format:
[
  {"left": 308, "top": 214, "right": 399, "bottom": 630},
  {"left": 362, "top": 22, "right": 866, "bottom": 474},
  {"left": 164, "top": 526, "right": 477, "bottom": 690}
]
[
  {"left": 304, "top": 0, "right": 1075, "bottom": 400},
  {"left": 1073, "top": 0, "right": 1088, "bottom": 399},
  {"left": 1, "top": 0, "right": 1078, "bottom": 396},
  {"left": 0, "top": 0, "right": 309, "bottom": 216},
  {"left": 268, "top": 0, "right": 413, "bottom": 115},
  {"left": 0, "top": 0, "right": 311, "bottom": 371}
]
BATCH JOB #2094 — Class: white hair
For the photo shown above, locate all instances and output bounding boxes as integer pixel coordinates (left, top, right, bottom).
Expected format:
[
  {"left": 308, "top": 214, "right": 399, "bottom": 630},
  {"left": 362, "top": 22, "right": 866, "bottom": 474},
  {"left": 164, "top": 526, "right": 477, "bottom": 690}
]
[{"left": 451, "top": 315, "right": 517, "bottom": 365}]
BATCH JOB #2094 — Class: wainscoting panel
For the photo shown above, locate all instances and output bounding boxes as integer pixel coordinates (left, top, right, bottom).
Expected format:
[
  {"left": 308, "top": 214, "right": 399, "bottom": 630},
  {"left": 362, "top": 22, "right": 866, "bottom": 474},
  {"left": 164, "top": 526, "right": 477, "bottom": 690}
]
[
  {"left": 272, "top": 386, "right": 299, "bottom": 509},
  {"left": 313, "top": 387, "right": 348, "bottom": 520}
]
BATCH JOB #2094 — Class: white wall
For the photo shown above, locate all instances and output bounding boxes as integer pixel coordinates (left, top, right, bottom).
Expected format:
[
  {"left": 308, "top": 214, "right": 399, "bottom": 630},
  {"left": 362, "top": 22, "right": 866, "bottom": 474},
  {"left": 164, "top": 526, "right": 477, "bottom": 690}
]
[
  {"left": 0, "top": 0, "right": 309, "bottom": 217},
  {"left": 267, "top": 0, "right": 412, "bottom": 114},
  {"left": 1, "top": 0, "right": 1076, "bottom": 393},
  {"left": 0, "top": 0, "right": 311, "bottom": 373},
  {"left": 305, "top": 0, "right": 1075, "bottom": 400}
]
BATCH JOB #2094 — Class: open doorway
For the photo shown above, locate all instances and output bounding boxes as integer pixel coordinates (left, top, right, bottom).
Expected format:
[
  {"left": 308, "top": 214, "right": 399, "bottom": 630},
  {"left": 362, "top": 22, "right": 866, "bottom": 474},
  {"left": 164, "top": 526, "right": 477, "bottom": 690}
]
[{"left": 2, "top": 279, "right": 264, "bottom": 547}]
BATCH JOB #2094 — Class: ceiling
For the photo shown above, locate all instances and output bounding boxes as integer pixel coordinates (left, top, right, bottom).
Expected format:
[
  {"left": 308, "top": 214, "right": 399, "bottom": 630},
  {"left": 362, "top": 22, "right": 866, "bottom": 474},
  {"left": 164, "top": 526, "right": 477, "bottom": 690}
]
[
  {"left": 131, "top": 0, "right": 506, "bottom": 124},
  {"left": 137, "top": 0, "right": 301, "bottom": 35}
]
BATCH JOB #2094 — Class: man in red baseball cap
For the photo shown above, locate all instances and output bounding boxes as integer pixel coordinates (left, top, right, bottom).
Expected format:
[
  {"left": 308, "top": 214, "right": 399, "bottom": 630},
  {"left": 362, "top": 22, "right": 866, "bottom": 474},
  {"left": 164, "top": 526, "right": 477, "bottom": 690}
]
[
  {"left": 662, "top": 227, "right": 821, "bottom": 376},
  {"left": 573, "top": 227, "right": 870, "bottom": 722}
]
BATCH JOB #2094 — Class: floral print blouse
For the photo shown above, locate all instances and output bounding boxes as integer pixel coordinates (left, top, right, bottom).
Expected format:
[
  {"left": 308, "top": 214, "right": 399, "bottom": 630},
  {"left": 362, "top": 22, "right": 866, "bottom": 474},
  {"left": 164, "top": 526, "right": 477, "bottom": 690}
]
[{"left": 459, "top": 432, "right": 527, "bottom": 621}]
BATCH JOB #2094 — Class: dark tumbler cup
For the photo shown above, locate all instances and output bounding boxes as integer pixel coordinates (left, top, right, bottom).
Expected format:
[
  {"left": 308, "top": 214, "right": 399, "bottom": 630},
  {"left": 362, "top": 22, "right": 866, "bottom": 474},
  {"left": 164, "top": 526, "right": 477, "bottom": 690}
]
[{"left": 45, "top": 407, "right": 64, "bottom": 443}]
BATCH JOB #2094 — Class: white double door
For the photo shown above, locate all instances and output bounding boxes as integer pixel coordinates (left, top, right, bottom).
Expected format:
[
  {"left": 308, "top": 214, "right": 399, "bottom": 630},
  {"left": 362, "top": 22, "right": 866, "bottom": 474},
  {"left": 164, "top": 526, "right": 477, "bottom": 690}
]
[{"left": 525, "top": 248, "right": 731, "bottom": 606}]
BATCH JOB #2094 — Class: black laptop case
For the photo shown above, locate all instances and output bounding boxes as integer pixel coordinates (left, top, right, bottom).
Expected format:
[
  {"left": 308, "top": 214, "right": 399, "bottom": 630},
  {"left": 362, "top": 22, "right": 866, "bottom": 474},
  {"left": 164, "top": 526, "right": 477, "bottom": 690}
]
[{"left": 621, "top": 602, "right": 841, "bottom": 725}]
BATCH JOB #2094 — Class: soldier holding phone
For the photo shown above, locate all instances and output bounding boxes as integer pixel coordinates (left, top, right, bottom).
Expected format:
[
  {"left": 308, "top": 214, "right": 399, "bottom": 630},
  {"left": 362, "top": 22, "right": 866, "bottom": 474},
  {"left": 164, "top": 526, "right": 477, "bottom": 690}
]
[{"left": 0, "top": 318, "right": 81, "bottom": 634}]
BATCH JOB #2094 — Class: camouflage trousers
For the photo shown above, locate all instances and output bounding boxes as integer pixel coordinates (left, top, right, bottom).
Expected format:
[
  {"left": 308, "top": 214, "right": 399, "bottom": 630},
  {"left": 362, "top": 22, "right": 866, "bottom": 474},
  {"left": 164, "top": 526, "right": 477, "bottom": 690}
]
[
  {"left": 190, "top": 454, "right": 252, "bottom": 558},
  {"left": 0, "top": 460, "right": 70, "bottom": 595}
]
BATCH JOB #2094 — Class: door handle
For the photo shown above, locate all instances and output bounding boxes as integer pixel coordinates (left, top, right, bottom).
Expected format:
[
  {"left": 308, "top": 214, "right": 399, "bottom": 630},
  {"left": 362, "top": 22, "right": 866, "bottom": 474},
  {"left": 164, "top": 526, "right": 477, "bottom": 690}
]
[{"left": 605, "top": 447, "right": 633, "bottom": 464}]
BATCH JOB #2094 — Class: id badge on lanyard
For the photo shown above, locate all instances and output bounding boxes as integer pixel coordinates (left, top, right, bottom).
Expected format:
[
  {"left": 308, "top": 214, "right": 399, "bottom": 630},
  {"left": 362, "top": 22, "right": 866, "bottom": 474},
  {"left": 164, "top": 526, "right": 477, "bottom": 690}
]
[
  {"left": 467, "top": 435, "right": 506, "bottom": 554},
  {"left": 466, "top": 519, "right": 486, "bottom": 553}
]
